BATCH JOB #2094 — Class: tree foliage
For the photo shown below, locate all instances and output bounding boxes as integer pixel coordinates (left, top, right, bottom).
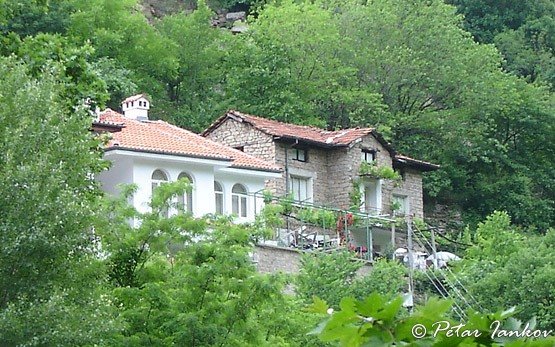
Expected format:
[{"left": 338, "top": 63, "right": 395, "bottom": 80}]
[
  {"left": 94, "top": 181, "right": 325, "bottom": 346},
  {"left": 0, "top": 56, "right": 118, "bottom": 346},
  {"left": 310, "top": 292, "right": 555, "bottom": 346},
  {"left": 297, "top": 251, "right": 406, "bottom": 308},
  {"left": 0, "top": 0, "right": 554, "bottom": 344},
  {"left": 456, "top": 212, "right": 555, "bottom": 330}
]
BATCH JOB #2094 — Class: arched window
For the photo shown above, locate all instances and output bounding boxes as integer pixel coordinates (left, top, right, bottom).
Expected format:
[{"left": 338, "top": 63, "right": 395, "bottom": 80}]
[
  {"left": 177, "top": 172, "right": 193, "bottom": 213},
  {"left": 214, "top": 181, "right": 224, "bottom": 215},
  {"left": 151, "top": 169, "right": 168, "bottom": 192},
  {"left": 232, "top": 184, "right": 248, "bottom": 218},
  {"left": 152, "top": 169, "right": 169, "bottom": 217}
]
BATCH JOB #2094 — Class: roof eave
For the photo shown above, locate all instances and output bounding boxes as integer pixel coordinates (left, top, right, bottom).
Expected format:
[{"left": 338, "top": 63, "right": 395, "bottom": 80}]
[
  {"left": 393, "top": 157, "right": 440, "bottom": 172},
  {"left": 91, "top": 121, "right": 124, "bottom": 133},
  {"left": 228, "top": 165, "right": 282, "bottom": 174},
  {"left": 104, "top": 146, "right": 233, "bottom": 162},
  {"left": 273, "top": 135, "right": 342, "bottom": 149}
]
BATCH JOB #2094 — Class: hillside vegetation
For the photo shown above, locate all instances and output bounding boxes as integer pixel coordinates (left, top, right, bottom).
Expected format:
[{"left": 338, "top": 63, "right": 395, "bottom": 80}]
[
  {"left": 1, "top": 0, "right": 553, "bottom": 230},
  {"left": 0, "top": 1, "right": 554, "bottom": 344}
]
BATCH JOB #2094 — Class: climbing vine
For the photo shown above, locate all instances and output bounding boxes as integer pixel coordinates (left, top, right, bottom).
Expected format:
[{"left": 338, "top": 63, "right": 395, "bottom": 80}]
[{"left": 349, "top": 179, "right": 363, "bottom": 211}]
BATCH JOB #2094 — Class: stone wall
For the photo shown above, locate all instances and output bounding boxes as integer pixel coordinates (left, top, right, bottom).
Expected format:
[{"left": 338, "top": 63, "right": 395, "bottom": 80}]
[
  {"left": 205, "top": 118, "right": 276, "bottom": 163},
  {"left": 383, "top": 168, "right": 424, "bottom": 219},
  {"left": 254, "top": 244, "right": 374, "bottom": 277},
  {"left": 274, "top": 142, "right": 329, "bottom": 204},
  {"left": 326, "top": 147, "right": 354, "bottom": 209},
  {"left": 254, "top": 244, "right": 302, "bottom": 274},
  {"left": 204, "top": 118, "right": 282, "bottom": 193},
  {"left": 348, "top": 135, "right": 424, "bottom": 218}
]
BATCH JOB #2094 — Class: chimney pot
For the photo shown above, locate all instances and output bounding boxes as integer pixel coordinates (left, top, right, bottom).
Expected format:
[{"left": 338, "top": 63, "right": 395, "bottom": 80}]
[{"left": 121, "top": 94, "right": 150, "bottom": 121}]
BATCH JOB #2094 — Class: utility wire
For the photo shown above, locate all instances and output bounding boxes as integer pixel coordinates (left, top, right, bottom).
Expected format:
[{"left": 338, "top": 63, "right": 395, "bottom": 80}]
[
  {"left": 412, "top": 231, "right": 472, "bottom": 317},
  {"left": 412, "top": 228, "right": 480, "bottom": 310},
  {"left": 412, "top": 232, "right": 478, "bottom": 319}
]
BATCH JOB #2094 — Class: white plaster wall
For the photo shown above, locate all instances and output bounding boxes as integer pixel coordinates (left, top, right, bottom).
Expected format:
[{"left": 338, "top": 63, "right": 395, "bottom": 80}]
[
  {"left": 215, "top": 169, "right": 269, "bottom": 222},
  {"left": 132, "top": 158, "right": 216, "bottom": 217},
  {"left": 97, "top": 156, "right": 134, "bottom": 205},
  {"left": 99, "top": 151, "right": 276, "bottom": 222}
]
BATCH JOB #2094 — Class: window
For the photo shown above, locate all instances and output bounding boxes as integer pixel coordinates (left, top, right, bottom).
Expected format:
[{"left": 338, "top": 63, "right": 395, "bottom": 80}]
[
  {"left": 151, "top": 169, "right": 169, "bottom": 217},
  {"left": 391, "top": 195, "right": 408, "bottom": 216},
  {"left": 214, "top": 181, "right": 224, "bottom": 215},
  {"left": 292, "top": 148, "right": 308, "bottom": 162},
  {"left": 151, "top": 169, "right": 168, "bottom": 192},
  {"left": 232, "top": 184, "right": 248, "bottom": 218},
  {"left": 177, "top": 172, "right": 193, "bottom": 213},
  {"left": 361, "top": 149, "right": 376, "bottom": 163},
  {"left": 290, "top": 175, "right": 310, "bottom": 202},
  {"left": 363, "top": 180, "right": 381, "bottom": 214}
]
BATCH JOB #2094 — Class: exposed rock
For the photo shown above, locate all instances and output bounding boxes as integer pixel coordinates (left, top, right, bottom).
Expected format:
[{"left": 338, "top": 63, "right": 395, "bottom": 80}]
[
  {"left": 226, "top": 11, "right": 246, "bottom": 21},
  {"left": 424, "top": 203, "right": 465, "bottom": 233},
  {"left": 231, "top": 20, "right": 248, "bottom": 34}
]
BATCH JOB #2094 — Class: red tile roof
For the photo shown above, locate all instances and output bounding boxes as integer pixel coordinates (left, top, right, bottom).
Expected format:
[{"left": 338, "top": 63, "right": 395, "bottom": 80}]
[
  {"left": 203, "top": 110, "right": 439, "bottom": 171},
  {"left": 91, "top": 120, "right": 124, "bottom": 133},
  {"left": 203, "top": 110, "right": 377, "bottom": 147},
  {"left": 99, "top": 109, "right": 281, "bottom": 173}
]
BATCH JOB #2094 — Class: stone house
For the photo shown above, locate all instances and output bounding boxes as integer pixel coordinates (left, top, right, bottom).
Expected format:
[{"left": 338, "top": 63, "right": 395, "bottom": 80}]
[{"left": 202, "top": 110, "right": 439, "bottom": 220}]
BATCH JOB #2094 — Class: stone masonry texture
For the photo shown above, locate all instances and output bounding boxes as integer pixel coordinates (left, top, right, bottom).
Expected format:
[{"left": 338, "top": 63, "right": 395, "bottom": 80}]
[{"left": 206, "top": 118, "right": 425, "bottom": 218}]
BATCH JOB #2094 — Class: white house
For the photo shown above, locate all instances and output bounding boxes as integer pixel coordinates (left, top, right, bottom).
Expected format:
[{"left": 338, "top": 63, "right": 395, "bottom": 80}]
[{"left": 97, "top": 95, "right": 281, "bottom": 222}]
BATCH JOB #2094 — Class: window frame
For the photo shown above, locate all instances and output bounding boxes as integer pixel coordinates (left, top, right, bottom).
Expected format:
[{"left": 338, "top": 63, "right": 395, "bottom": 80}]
[
  {"left": 151, "top": 169, "right": 168, "bottom": 192},
  {"left": 289, "top": 175, "right": 311, "bottom": 202},
  {"left": 177, "top": 172, "right": 194, "bottom": 214},
  {"left": 214, "top": 181, "right": 224, "bottom": 215},
  {"left": 231, "top": 184, "right": 248, "bottom": 218},
  {"left": 362, "top": 179, "right": 382, "bottom": 215},
  {"left": 151, "top": 169, "right": 169, "bottom": 217},
  {"left": 361, "top": 149, "right": 376, "bottom": 163},
  {"left": 391, "top": 194, "right": 409, "bottom": 216},
  {"left": 292, "top": 148, "right": 308, "bottom": 162}
]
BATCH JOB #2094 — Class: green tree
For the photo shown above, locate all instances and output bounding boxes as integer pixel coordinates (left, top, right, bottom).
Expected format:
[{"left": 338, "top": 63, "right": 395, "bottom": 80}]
[
  {"left": 297, "top": 251, "right": 406, "bottom": 308},
  {"left": 0, "top": 0, "right": 75, "bottom": 37},
  {"left": 96, "top": 181, "right": 325, "bottom": 346},
  {"left": 447, "top": 0, "right": 555, "bottom": 88},
  {"left": 446, "top": 0, "right": 553, "bottom": 43},
  {"left": 0, "top": 57, "right": 118, "bottom": 345},
  {"left": 69, "top": 0, "right": 178, "bottom": 112},
  {"left": 225, "top": 0, "right": 386, "bottom": 128},
  {"left": 157, "top": 0, "right": 229, "bottom": 131},
  {"left": 310, "top": 292, "right": 555, "bottom": 346},
  {"left": 457, "top": 212, "right": 555, "bottom": 329}
]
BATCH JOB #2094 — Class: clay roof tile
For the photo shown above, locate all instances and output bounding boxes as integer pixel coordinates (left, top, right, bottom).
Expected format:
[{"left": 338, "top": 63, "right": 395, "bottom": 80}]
[{"left": 99, "top": 109, "right": 280, "bottom": 173}]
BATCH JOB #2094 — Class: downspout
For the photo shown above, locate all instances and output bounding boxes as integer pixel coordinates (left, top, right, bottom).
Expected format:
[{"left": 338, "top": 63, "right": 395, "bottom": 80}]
[
  {"left": 284, "top": 144, "right": 289, "bottom": 195},
  {"left": 284, "top": 139, "right": 299, "bottom": 196}
]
